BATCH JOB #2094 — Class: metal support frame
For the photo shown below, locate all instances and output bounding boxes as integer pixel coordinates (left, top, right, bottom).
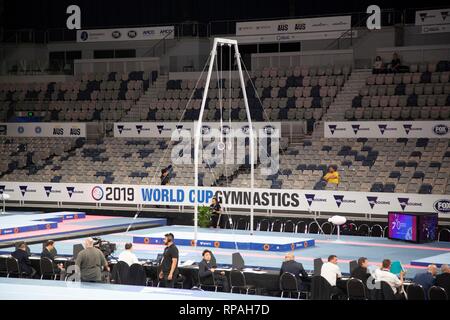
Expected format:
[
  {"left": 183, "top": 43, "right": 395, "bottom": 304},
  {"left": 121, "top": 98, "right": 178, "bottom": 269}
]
[{"left": 194, "top": 38, "right": 255, "bottom": 244}]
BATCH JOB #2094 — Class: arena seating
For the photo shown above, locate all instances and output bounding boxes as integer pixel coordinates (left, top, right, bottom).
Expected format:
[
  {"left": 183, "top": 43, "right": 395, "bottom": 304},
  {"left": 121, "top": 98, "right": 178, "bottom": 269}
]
[
  {"left": 347, "top": 61, "right": 450, "bottom": 120},
  {"left": 121, "top": 65, "right": 351, "bottom": 123},
  {"left": 0, "top": 71, "right": 157, "bottom": 122}
]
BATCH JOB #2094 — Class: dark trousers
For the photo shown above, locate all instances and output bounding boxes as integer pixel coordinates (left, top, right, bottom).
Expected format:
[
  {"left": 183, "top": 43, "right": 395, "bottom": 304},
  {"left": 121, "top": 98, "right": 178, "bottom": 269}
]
[
  {"left": 210, "top": 214, "right": 221, "bottom": 228},
  {"left": 160, "top": 273, "right": 176, "bottom": 288},
  {"left": 215, "top": 274, "right": 230, "bottom": 292}
]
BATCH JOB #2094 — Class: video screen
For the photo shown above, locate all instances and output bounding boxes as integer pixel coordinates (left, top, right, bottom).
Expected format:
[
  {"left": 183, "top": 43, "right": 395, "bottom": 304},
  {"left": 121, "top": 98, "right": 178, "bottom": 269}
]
[
  {"left": 388, "top": 212, "right": 417, "bottom": 241},
  {"left": 418, "top": 213, "right": 438, "bottom": 242}
]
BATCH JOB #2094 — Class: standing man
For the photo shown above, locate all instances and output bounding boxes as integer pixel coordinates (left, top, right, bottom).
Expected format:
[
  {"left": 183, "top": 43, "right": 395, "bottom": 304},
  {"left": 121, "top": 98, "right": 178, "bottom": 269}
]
[
  {"left": 75, "top": 238, "right": 110, "bottom": 282},
  {"left": 209, "top": 196, "right": 222, "bottom": 228},
  {"left": 158, "top": 233, "right": 179, "bottom": 288}
]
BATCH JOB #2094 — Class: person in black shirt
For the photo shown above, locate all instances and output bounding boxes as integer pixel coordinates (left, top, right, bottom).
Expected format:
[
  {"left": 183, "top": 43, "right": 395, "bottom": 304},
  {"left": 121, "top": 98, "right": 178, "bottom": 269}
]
[
  {"left": 160, "top": 166, "right": 172, "bottom": 185},
  {"left": 11, "top": 241, "right": 36, "bottom": 277},
  {"left": 41, "top": 240, "right": 66, "bottom": 280},
  {"left": 435, "top": 264, "right": 450, "bottom": 295},
  {"left": 280, "top": 253, "right": 310, "bottom": 291},
  {"left": 389, "top": 53, "right": 401, "bottom": 73},
  {"left": 351, "top": 257, "right": 371, "bottom": 285},
  {"left": 198, "top": 249, "right": 230, "bottom": 292},
  {"left": 209, "top": 196, "right": 222, "bottom": 228},
  {"left": 158, "top": 233, "right": 179, "bottom": 288}
]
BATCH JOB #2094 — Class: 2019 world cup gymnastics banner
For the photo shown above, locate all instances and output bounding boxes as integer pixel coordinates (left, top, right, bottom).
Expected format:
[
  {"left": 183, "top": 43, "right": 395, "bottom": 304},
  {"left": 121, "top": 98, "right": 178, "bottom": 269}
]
[
  {"left": 324, "top": 121, "right": 450, "bottom": 138},
  {"left": 1, "top": 182, "right": 449, "bottom": 218}
]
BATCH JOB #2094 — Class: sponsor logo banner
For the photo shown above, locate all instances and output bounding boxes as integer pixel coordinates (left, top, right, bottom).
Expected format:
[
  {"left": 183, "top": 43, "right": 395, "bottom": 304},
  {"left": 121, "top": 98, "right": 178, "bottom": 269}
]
[
  {"left": 77, "top": 26, "right": 174, "bottom": 42},
  {"left": 415, "top": 8, "right": 450, "bottom": 25},
  {"left": 233, "top": 30, "right": 357, "bottom": 43},
  {"left": 236, "top": 15, "right": 351, "bottom": 36},
  {"left": 0, "top": 123, "right": 86, "bottom": 137},
  {"left": 0, "top": 181, "right": 448, "bottom": 218},
  {"left": 422, "top": 24, "right": 450, "bottom": 34},
  {"left": 325, "top": 121, "right": 450, "bottom": 138}
]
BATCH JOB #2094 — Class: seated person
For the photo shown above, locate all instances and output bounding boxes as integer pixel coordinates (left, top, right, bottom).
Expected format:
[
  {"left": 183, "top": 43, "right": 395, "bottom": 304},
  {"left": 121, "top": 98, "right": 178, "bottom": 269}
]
[
  {"left": 351, "top": 257, "right": 371, "bottom": 285},
  {"left": 118, "top": 243, "right": 140, "bottom": 266},
  {"left": 12, "top": 241, "right": 36, "bottom": 278},
  {"left": 41, "top": 240, "right": 66, "bottom": 280},
  {"left": 280, "top": 253, "right": 310, "bottom": 291},
  {"left": 209, "top": 196, "right": 222, "bottom": 228},
  {"left": 374, "top": 259, "right": 405, "bottom": 299},
  {"left": 198, "top": 249, "right": 229, "bottom": 292},
  {"left": 322, "top": 165, "right": 340, "bottom": 185},
  {"left": 413, "top": 264, "right": 437, "bottom": 296},
  {"left": 389, "top": 53, "right": 401, "bottom": 73},
  {"left": 321, "top": 255, "right": 344, "bottom": 296},
  {"left": 372, "top": 56, "right": 384, "bottom": 74},
  {"left": 435, "top": 264, "right": 450, "bottom": 294}
]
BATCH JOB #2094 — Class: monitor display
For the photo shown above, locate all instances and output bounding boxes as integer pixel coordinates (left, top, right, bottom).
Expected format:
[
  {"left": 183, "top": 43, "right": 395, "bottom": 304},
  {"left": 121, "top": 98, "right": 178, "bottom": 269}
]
[
  {"left": 418, "top": 213, "right": 438, "bottom": 242},
  {"left": 388, "top": 213, "right": 417, "bottom": 242}
]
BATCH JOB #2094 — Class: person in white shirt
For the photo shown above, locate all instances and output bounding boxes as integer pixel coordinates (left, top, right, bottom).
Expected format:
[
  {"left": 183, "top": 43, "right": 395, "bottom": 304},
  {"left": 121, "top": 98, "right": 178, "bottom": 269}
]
[
  {"left": 374, "top": 259, "right": 405, "bottom": 298},
  {"left": 321, "top": 255, "right": 342, "bottom": 287},
  {"left": 118, "top": 243, "right": 140, "bottom": 266}
]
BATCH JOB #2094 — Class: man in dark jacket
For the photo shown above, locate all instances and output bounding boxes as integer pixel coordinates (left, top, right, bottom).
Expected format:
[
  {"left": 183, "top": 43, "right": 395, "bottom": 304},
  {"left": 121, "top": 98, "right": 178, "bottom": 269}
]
[
  {"left": 280, "top": 253, "right": 310, "bottom": 291},
  {"left": 351, "top": 257, "right": 371, "bottom": 285},
  {"left": 41, "top": 240, "right": 66, "bottom": 280},
  {"left": 198, "top": 249, "right": 229, "bottom": 292},
  {"left": 11, "top": 241, "right": 36, "bottom": 277},
  {"left": 413, "top": 264, "right": 437, "bottom": 297},
  {"left": 435, "top": 264, "right": 450, "bottom": 295}
]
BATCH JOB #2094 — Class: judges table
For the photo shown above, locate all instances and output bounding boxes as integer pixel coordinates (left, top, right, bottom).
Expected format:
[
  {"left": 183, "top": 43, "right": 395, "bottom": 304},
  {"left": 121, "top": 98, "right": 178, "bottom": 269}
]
[{"left": 2, "top": 254, "right": 413, "bottom": 297}]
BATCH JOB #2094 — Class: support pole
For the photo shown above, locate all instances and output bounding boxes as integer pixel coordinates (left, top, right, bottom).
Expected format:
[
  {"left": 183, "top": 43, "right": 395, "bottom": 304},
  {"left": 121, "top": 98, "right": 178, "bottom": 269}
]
[
  {"left": 194, "top": 40, "right": 217, "bottom": 245},
  {"left": 234, "top": 45, "right": 255, "bottom": 236}
]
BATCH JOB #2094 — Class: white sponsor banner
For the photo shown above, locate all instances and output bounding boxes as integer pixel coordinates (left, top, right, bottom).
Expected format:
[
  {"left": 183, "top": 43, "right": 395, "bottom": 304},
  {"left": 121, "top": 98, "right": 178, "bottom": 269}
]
[
  {"left": 114, "top": 122, "right": 194, "bottom": 138},
  {"left": 0, "top": 123, "right": 86, "bottom": 138},
  {"left": 234, "top": 30, "right": 357, "bottom": 43},
  {"left": 77, "top": 26, "right": 175, "bottom": 42},
  {"left": 236, "top": 15, "right": 351, "bottom": 36},
  {"left": 113, "top": 122, "right": 281, "bottom": 138},
  {"left": 422, "top": 24, "right": 450, "bottom": 34},
  {"left": 415, "top": 8, "right": 450, "bottom": 26},
  {"left": 324, "top": 121, "right": 450, "bottom": 138},
  {"left": 0, "top": 182, "right": 449, "bottom": 218}
]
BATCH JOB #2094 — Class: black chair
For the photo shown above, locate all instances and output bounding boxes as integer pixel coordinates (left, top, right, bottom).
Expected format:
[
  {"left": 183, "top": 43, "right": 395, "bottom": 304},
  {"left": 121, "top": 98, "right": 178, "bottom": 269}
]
[
  {"left": 428, "top": 286, "right": 448, "bottom": 300},
  {"left": 295, "top": 221, "right": 306, "bottom": 233},
  {"left": 313, "top": 258, "right": 323, "bottom": 276},
  {"left": 230, "top": 270, "right": 256, "bottom": 294},
  {"left": 347, "top": 278, "right": 368, "bottom": 300},
  {"left": 320, "top": 222, "right": 333, "bottom": 235},
  {"left": 258, "top": 219, "right": 270, "bottom": 232},
  {"left": 284, "top": 220, "right": 295, "bottom": 233},
  {"left": 198, "top": 272, "right": 220, "bottom": 292},
  {"left": 357, "top": 224, "right": 370, "bottom": 236},
  {"left": 128, "top": 263, "right": 148, "bottom": 286},
  {"left": 271, "top": 219, "right": 283, "bottom": 232},
  {"left": 310, "top": 275, "right": 334, "bottom": 300},
  {"left": 280, "top": 272, "right": 307, "bottom": 299},
  {"left": 406, "top": 284, "right": 426, "bottom": 300},
  {"left": 111, "top": 261, "right": 130, "bottom": 284},
  {"left": 0, "top": 256, "right": 7, "bottom": 277},
  {"left": 438, "top": 228, "right": 450, "bottom": 242},
  {"left": 40, "top": 257, "right": 58, "bottom": 280},
  {"left": 6, "top": 257, "right": 22, "bottom": 278},
  {"left": 349, "top": 260, "right": 358, "bottom": 274},
  {"left": 308, "top": 221, "right": 320, "bottom": 234},
  {"left": 374, "top": 281, "right": 396, "bottom": 300},
  {"left": 236, "top": 218, "right": 248, "bottom": 230},
  {"left": 370, "top": 224, "right": 384, "bottom": 237},
  {"left": 383, "top": 226, "right": 389, "bottom": 237}
]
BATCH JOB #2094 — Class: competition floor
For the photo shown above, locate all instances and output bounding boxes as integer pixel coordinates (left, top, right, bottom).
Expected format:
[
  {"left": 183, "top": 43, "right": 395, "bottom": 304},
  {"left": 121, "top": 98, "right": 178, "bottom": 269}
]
[
  {"left": 2, "top": 225, "right": 450, "bottom": 278},
  {"left": 0, "top": 278, "right": 281, "bottom": 300}
]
